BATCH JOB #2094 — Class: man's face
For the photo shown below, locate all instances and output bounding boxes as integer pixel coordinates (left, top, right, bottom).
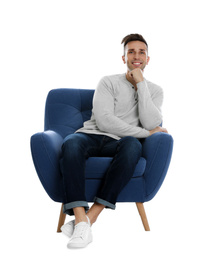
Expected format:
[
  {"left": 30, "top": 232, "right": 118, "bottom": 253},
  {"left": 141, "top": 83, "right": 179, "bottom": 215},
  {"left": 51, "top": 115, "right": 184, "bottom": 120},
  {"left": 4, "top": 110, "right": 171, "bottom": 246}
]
[{"left": 122, "top": 41, "right": 150, "bottom": 71}]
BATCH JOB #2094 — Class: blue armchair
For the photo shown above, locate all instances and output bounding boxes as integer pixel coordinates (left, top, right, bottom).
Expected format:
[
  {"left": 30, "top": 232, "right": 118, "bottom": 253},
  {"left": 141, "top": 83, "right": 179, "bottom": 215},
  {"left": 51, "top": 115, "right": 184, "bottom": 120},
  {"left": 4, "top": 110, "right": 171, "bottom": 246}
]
[{"left": 30, "top": 88, "right": 173, "bottom": 232}]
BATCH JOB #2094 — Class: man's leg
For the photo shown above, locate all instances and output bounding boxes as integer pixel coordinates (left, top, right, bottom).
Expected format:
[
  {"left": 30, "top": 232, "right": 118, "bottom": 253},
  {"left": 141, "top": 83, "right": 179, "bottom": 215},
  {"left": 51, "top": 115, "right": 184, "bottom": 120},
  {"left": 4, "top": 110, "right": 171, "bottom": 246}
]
[
  {"left": 86, "top": 136, "right": 142, "bottom": 224},
  {"left": 73, "top": 207, "right": 87, "bottom": 225},
  {"left": 86, "top": 202, "right": 105, "bottom": 225},
  {"left": 60, "top": 133, "right": 99, "bottom": 219},
  {"left": 95, "top": 136, "right": 142, "bottom": 209},
  {"left": 60, "top": 133, "right": 99, "bottom": 249}
]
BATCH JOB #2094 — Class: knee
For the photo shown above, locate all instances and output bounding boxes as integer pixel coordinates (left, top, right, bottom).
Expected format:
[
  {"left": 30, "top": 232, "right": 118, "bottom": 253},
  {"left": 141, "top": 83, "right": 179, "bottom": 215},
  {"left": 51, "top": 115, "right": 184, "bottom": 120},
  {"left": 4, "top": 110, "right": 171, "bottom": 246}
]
[
  {"left": 119, "top": 136, "right": 142, "bottom": 158},
  {"left": 62, "top": 135, "right": 85, "bottom": 158},
  {"left": 63, "top": 136, "right": 79, "bottom": 151}
]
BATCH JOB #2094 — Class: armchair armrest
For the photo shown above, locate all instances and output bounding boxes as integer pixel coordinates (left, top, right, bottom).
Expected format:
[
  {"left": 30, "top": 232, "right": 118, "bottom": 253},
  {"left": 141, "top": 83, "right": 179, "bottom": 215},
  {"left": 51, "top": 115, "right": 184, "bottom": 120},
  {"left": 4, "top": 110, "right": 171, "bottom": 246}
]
[
  {"left": 142, "top": 132, "right": 173, "bottom": 201},
  {"left": 30, "top": 130, "right": 64, "bottom": 202}
]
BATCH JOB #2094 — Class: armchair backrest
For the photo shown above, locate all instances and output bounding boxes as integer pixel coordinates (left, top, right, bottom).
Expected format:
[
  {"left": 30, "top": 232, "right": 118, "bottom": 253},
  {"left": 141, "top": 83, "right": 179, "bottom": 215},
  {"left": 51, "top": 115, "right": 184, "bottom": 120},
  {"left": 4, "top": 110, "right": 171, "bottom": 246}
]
[{"left": 44, "top": 88, "right": 94, "bottom": 138}]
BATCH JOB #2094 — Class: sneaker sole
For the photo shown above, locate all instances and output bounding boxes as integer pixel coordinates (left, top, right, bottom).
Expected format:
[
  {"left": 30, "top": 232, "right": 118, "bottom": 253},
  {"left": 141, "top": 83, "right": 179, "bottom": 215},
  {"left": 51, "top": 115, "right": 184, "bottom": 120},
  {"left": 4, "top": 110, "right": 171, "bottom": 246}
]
[{"left": 67, "top": 238, "right": 92, "bottom": 249}]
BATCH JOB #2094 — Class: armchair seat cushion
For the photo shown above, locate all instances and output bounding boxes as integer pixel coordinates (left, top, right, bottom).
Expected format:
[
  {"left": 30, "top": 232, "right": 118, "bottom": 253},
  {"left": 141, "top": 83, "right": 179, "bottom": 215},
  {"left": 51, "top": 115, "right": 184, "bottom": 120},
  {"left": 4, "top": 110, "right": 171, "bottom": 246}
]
[{"left": 85, "top": 157, "right": 146, "bottom": 179}]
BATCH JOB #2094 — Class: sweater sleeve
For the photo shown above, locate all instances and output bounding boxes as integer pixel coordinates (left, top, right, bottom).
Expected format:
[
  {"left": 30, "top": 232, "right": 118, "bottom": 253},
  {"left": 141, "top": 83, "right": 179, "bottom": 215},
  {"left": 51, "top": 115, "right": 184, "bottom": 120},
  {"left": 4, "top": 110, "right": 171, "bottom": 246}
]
[
  {"left": 93, "top": 77, "right": 150, "bottom": 138},
  {"left": 137, "top": 80, "right": 163, "bottom": 130}
]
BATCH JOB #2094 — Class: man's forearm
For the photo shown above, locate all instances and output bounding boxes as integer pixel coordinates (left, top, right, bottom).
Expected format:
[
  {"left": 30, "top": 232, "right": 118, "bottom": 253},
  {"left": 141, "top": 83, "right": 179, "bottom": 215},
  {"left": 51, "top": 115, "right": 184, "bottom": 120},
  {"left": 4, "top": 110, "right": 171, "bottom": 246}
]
[
  {"left": 137, "top": 81, "right": 163, "bottom": 130},
  {"left": 127, "top": 68, "right": 163, "bottom": 130},
  {"left": 94, "top": 111, "right": 150, "bottom": 138}
]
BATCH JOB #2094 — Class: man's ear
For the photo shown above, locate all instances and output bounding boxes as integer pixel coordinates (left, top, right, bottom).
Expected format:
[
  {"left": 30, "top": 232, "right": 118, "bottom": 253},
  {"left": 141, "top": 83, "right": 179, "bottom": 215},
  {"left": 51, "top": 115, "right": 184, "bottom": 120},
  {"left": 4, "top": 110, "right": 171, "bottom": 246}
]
[
  {"left": 147, "top": 56, "right": 150, "bottom": 65},
  {"left": 122, "top": 55, "right": 126, "bottom": 64}
]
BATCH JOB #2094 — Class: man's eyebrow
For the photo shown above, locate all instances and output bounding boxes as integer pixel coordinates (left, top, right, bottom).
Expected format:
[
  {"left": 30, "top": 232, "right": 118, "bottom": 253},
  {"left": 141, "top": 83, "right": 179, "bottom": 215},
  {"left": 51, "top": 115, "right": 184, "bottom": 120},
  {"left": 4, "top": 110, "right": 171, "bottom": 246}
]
[{"left": 127, "top": 48, "right": 146, "bottom": 52}]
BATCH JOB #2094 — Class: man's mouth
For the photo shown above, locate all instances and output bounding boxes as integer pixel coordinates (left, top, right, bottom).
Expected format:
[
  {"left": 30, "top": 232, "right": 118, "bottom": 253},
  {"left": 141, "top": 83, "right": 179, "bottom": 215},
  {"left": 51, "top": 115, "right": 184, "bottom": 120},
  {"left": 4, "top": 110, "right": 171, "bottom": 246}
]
[{"left": 132, "top": 62, "right": 142, "bottom": 67}]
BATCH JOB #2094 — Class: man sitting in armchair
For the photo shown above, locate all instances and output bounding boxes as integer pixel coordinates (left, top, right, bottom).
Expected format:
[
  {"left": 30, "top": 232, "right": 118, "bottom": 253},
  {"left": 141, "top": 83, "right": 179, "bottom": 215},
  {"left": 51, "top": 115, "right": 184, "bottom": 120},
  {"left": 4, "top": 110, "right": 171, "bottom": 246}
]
[{"left": 59, "top": 33, "right": 168, "bottom": 249}]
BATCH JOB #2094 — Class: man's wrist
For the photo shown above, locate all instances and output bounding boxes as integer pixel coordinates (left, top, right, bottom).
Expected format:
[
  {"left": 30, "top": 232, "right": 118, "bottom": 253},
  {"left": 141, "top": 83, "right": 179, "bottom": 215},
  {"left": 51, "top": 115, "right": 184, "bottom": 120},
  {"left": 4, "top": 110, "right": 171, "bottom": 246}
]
[
  {"left": 136, "top": 79, "right": 144, "bottom": 84},
  {"left": 136, "top": 80, "right": 145, "bottom": 88}
]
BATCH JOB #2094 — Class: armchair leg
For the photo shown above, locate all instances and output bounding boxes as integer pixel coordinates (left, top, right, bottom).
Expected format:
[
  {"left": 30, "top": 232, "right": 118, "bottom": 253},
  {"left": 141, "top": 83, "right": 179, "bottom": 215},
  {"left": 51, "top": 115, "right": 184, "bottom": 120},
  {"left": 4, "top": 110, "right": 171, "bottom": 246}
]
[
  {"left": 136, "top": 202, "right": 150, "bottom": 231},
  {"left": 57, "top": 203, "right": 66, "bottom": 232}
]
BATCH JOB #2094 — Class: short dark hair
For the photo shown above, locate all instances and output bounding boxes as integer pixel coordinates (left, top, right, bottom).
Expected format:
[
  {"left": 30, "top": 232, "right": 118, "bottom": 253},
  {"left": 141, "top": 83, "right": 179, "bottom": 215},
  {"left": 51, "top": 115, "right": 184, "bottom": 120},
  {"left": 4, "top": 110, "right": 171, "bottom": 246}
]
[{"left": 121, "top": 33, "right": 148, "bottom": 55}]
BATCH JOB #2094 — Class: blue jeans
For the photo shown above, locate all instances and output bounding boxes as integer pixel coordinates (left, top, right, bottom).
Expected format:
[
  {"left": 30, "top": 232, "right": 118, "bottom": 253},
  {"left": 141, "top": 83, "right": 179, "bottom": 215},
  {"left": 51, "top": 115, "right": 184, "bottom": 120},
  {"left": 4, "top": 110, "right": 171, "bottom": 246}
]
[{"left": 59, "top": 133, "right": 142, "bottom": 215}]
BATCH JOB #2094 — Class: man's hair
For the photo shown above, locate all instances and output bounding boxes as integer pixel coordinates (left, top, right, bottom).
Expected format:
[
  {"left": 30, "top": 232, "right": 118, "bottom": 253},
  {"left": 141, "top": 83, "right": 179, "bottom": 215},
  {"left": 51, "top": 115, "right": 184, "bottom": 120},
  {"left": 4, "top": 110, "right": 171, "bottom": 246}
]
[{"left": 121, "top": 33, "right": 148, "bottom": 55}]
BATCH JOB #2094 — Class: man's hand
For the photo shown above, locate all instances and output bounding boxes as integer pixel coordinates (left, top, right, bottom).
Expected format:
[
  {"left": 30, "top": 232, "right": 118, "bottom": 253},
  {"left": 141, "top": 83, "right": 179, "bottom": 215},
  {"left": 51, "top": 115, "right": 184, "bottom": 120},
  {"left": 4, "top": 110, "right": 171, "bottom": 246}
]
[
  {"left": 149, "top": 126, "right": 168, "bottom": 136},
  {"left": 128, "top": 68, "right": 144, "bottom": 84}
]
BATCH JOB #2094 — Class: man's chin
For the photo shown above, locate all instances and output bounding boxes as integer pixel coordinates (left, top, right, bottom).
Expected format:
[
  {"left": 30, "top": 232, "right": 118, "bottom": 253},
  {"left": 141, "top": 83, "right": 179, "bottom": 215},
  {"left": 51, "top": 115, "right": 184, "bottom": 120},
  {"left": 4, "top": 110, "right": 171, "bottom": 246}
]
[{"left": 128, "top": 64, "right": 145, "bottom": 71}]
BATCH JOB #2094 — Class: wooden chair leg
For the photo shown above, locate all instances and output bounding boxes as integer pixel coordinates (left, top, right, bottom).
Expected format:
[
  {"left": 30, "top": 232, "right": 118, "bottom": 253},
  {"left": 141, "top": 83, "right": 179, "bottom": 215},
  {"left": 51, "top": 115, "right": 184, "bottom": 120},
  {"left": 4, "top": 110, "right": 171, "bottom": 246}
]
[
  {"left": 136, "top": 202, "right": 150, "bottom": 231},
  {"left": 57, "top": 203, "right": 66, "bottom": 232}
]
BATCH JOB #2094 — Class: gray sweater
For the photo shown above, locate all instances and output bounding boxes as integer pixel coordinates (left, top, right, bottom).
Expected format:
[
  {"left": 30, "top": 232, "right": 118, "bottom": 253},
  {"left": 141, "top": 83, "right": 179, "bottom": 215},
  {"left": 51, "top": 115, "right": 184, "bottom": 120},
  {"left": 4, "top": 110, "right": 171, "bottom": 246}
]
[{"left": 76, "top": 73, "right": 163, "bottom": 140}]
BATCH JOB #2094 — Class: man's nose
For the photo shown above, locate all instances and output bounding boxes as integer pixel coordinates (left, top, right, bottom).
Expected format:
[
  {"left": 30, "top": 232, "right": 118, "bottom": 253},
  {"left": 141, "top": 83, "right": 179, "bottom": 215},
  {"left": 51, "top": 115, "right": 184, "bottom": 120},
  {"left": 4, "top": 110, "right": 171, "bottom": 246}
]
[{"left": 134, "top": 53, "right": 140, "bottom": 59}]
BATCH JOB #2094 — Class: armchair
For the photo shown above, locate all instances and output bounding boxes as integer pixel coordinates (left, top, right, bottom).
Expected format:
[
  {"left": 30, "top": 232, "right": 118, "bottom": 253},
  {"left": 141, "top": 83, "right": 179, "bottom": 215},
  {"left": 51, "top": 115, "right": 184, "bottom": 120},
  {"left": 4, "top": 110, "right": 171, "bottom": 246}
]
[{"left": 30, "top": 88, "right": 173, "bottom": 232}]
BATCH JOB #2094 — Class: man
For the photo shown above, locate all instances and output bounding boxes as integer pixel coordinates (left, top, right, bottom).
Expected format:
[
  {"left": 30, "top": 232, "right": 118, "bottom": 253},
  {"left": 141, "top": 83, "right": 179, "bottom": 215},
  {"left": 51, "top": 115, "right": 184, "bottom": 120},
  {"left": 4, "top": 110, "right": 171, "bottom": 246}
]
[{"left": 60, "top": 33, "right": 168, "bottom": 249}]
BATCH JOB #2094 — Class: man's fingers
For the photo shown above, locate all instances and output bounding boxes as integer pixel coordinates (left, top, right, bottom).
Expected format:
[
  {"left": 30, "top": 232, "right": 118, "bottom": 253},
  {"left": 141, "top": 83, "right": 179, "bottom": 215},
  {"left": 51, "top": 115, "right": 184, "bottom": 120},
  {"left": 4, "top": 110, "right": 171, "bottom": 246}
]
[
  {"left": 129, "top": 71, "right": 133, "bottom": 77},
  {"left": 162, "top": 128, "right": 168, "bottom": 133}
]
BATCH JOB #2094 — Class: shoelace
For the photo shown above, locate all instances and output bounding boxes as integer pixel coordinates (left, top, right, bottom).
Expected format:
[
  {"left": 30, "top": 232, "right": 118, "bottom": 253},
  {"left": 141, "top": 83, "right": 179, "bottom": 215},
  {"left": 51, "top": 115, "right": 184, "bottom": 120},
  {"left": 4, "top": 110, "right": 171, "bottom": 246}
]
[{"left": 72, "top": 223, "right": 89, "bottom": 240}]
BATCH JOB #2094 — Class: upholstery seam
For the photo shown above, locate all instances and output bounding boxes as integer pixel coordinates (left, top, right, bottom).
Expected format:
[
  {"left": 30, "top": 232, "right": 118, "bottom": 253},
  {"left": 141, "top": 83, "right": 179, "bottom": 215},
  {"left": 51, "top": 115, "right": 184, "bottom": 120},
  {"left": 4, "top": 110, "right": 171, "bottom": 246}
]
[
  {"left": 31, "top": 138, "right": 61, "bottom": 200},
  {"left": 146, "top": 136, "right": 173, "bottom": 198},
  {"left": 39, "top": 134, "right": 61, "bottom": 198},
  {"left": 145, "top": 136, "right": 162, "bottom": 174},
  {"left": 48, "top": 102, "right": 91, "bottom": 112},
  {"left": 41, "top": 133, "right": 57, "bottom": 172}
]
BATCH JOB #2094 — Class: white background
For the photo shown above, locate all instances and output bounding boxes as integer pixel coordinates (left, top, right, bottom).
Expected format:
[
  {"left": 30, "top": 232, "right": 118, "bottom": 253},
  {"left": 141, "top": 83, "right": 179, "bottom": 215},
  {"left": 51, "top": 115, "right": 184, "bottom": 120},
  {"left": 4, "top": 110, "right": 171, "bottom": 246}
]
[{"left": 1, "top": 0, "right": 210, "bottom": 259}]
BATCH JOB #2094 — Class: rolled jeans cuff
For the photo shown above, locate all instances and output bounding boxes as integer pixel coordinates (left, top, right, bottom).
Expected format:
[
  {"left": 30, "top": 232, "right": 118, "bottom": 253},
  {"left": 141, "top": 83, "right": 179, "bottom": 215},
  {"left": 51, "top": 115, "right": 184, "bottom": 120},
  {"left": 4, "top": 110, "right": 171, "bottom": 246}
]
[
  {"left": 63, "top": 201, "right": 89, "bottom": 216},
  {"left": 94, "top": 197, "right": 116, "bottom": 210}
]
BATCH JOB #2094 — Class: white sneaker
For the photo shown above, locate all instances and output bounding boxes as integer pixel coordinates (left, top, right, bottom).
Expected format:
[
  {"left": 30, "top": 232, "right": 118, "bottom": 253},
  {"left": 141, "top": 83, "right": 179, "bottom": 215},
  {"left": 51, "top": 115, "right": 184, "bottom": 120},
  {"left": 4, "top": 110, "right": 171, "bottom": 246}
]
[
  {"left": 67, "top": 216, "right": 92, "bottom": 249},
  {"left": 61, "top": 220, "right": 75, "bottom": 238}
]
